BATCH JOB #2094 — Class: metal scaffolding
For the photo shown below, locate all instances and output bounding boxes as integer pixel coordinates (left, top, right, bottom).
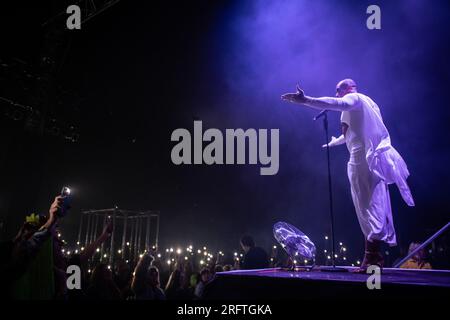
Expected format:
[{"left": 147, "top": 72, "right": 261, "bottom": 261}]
[
  {"left": 77, "top": 208, "right": 159, "bottom": 265},
  {"left": 42, "top": 0, "right": 122, "bottom": 27}
]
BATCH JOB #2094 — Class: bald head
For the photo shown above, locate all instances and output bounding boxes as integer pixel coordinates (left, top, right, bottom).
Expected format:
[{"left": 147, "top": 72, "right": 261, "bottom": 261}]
[{"left": 336, "top": 78, "right": 357, "bottom": 97}]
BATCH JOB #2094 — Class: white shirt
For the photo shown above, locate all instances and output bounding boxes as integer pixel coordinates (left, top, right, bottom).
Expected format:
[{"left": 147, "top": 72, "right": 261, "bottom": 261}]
[{"left": 304, "top": 92, "right": 415, "bottom": 206}]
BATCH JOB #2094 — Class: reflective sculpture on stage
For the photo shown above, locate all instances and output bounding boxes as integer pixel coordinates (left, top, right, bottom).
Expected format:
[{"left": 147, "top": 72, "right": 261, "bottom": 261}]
[{"left": 273, "top": 222, "right": 316, "bottom": 266}]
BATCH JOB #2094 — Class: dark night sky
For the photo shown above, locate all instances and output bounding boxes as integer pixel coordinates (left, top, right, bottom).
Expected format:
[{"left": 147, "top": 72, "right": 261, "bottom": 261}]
[{"left": 1, "top": 0, "right": 449, "bottom": 261}]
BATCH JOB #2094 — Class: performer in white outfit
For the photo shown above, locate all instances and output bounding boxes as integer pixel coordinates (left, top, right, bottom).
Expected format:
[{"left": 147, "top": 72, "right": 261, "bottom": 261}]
[{"left": 281, "top": 79, "right": 414, "bottom": 271}]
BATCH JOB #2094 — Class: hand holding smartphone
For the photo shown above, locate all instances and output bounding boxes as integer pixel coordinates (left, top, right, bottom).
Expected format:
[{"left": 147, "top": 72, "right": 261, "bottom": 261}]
[{"left": 57, "top": 186, "right": 72, "bottom": 217}]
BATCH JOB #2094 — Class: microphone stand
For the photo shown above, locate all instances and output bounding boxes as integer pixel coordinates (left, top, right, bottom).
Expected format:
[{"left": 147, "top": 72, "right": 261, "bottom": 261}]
[{"left": 314, "top": 110, "right": 347, "bottom": 272}]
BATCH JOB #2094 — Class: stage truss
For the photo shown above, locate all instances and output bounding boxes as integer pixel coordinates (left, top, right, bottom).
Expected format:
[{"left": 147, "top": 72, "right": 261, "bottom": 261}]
[{"left": 77, "top": 208, "right": 159, "bottom": 265}]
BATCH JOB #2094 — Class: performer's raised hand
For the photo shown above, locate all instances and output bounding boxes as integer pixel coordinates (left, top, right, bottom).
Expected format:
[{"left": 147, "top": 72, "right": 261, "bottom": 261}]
[
  {"left": 281, "top": 84, "right": 306, "bottom": 104},
  {"left": 102, "top": 219, "right": 113, "bottom": 237}
]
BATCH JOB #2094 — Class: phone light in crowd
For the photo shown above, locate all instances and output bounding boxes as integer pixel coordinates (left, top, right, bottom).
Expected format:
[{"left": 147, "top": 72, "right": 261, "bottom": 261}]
[
  {"left": 171, "top": 258, "right": 175, "bottom": 262},
  {"left": 339, "top": 242, "right": 343, "bottom": 246},
  {"left": 166, "top": 249, "right": 169, "bottom": 252},
  {"left": 152, "top": 245, "right": 156, "bottom": 250},
  {"left": 118, "top": 249, "right": 122, "bottom": 254},
  {"left": 126, "top": 260, "right": 129, "bottom": 263},
  {"left": 103, "top": 254, "right": 107, "bottom": 258},
  {"left": 343, "top": 257, "right": 347, "bottom": 261},
  {"left": 184, "top": 256, "right": 188, "bottom": 260},
  {"left": 176, "top": 248, "right": 182, "bottom": 254},
  {"left": 357, "top": 260, "right": 361, "bottom": 265},
  {"left": 75, "top": 250, "right": 78, "bottom": 254},
  {"left": 236, "top": 257, "right": 240, "bottom": 261},
  {"left": 81, "top": 247, "right": 84, "bottom": 251},
  {"left": 170, "top": 248, "right": 174, "bottom": 252},
  {"left": 197, "top": 250, "right": 201, "bottom": 254},
  {"left": 351, "top": 263, "right": 355, "bottom": 267},
  {"left": 219, "top": 251, "right": 223, "bottom": 255},
  {"left": 58, "top": 233, "right": 61, "bottom": 238},
  {"left": 293, "top": 260, "right": 297, "bottom": 264},
  {"left": 240, "top": 254, "right": 243, "bottom": 257},
  {"left": 207, "top": 257, "right": 211, "bottom": 261},
  {"left": 200, "top": 260, "right": 204, "bottom": 265},
  {"left": 157, "top": 254, "right": 161, "bottom": 258},
  {"left": 273, "top": 245, "right": 277, "bottom": 249},
  {"left": 96, "top": 248, "right": 100, "bottom": 252},
  {"left": 139, "top": 254, "right": 143, "bottom": 258},
  {"left": 270, "top": 258, "right": 274, "bottom": 262},
  {"left": 88, "top": 269, "right": 91, "bottom": 273},
  {"left": 76, "top": 241, "right": 80, "bottom": 245},
  {"left": 203, "top": 246, "right": 207, "bottom": 250},
  {"left": 167, "top": 260, "right": 171, "bottom": 265},
  {"left": 327, "top": 255, "right": 331, "bottom": 260},
  {"left": 324, "top": 249, "right": 327, "bottom": 253},
  {"left": 342, "top": 247, "right": 347, "bottom": 252},
  {"left": 189, "top": 245, "right": 193, "bottom": 249},
  {"left": 67, "top": 251, "right": 71, "bottom": 255},
  {"left": 107, "top": 265, "right": 111, "bottom": 270},
  {"left": 61, "top": 249, "right": 65, "bottom": 253},
  {"left": 325, "top": 235, "right": 329, "bottom": 240},
  {"left": 304, "top": 260, "right": 308, "bottom": 264},
  {"left": 126, "top": 242, "right": 130, "bottom": 246},
  {"left": 234, "top": 252, "right": 238, "bottom": 256},
  {"left": 203, "top": 251, "right": 207, "bottom": 256}
]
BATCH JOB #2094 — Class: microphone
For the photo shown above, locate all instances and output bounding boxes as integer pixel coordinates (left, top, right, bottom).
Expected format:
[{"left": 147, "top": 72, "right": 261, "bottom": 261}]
[{"left": 313, "top": 109, "right": 328, "bottom": 121}]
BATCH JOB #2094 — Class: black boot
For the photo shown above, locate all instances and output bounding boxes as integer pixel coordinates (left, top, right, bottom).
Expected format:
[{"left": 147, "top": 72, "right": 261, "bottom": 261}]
[{"left": 352, "top": 240, "right": 384, "bottom": 273}]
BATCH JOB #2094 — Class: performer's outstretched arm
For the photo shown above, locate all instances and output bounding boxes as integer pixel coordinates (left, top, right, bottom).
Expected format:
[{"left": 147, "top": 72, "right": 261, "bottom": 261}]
[
  {"left": 281, "top": 85, "right": 360, "bottom": 112},
  {"left": 303, "top": 94, "right": 359, "bottom": 111}
]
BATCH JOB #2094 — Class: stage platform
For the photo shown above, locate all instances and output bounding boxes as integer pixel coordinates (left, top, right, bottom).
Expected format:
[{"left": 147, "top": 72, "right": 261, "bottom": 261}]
[{"left": 203, "top": 267, "right": 450, "bottom": 299}]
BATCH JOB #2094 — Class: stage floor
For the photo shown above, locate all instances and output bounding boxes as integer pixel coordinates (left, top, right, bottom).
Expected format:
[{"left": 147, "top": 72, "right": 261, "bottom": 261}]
[
  {"left": 204, "top": 267, "right": 450, "bottom": 299},
  {"left": 220, "top": 266, "right": 450, "bottom": 287}
]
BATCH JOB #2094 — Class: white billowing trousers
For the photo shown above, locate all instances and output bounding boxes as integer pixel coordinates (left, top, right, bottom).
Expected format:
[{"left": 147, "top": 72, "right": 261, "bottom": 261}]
[{"left": 347, "top": 145, "right": 397, "bottom": 246}]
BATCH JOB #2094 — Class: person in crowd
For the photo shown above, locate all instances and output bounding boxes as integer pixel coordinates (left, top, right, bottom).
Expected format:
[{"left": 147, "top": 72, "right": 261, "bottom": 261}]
[
  {"left": 194, "top": 267, "right": 212, "bottom": 299},
  {"left": 223, "top": 264, "right": 233, "bottom": 272},
  {"left": 188, "top": 272, "right": 200, "bottom": 296},
  {"left": 165, "top": 268, "right": 182, "bottom": 299},
  {"left": 61, "top": 219, "right": 114, "bottom": 299},
  {"left": 400, "top": 242, "right": 432, "bottom": 269},
  {"left": 114, "top": 259, "right": 133, "bottom": 299},
  {"left": 165, "top": 259, "right": 194, "bottom": 300},
  {"left": 86, "top": 263, "right": 122, "bottom": 300},
  {"left": 180, "top": 260, "right": 196, "bottom": 299},
  {"left": 147, "top": 266, "right": 166, "bottom": 300},
  {"left": 131, "top": 253, "right": 165, "bottom": 300},
  {"left": 1, "top": 196, "right": 64, "bottom": 299},
  {"left": 239, "top": 235, "right": 269, "bottom": 270}
]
